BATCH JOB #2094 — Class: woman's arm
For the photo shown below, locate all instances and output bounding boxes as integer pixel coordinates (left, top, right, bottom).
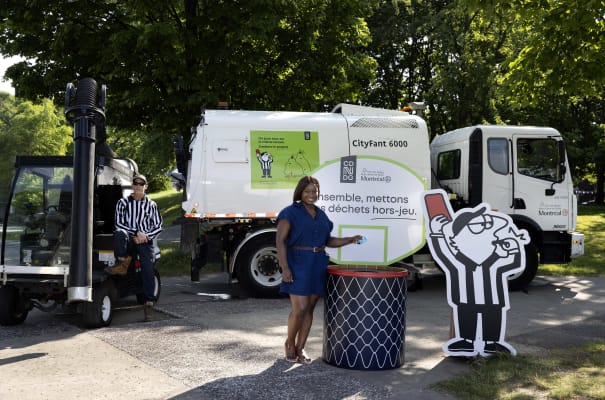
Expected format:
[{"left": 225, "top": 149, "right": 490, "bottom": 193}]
[
  {"left": 276, "top": 219, "right": 293, "bottom": 282},
  {"left": 326, "top": 235, "right": 363, "bottom": 248}
]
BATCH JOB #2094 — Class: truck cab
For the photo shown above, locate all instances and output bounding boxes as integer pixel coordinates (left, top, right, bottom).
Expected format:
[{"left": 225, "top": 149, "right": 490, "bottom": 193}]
[{"left": 430, "top": 125, "right": 584, "bottom": 289}]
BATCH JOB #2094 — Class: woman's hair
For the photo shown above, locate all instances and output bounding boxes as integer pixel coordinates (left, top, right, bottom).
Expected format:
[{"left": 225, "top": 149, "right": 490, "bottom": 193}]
[{"left": 293, "top": 176, "right": 320, "bottom": 202}]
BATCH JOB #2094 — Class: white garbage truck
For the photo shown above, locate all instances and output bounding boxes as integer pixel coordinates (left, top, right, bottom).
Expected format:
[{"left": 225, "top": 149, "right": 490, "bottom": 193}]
[{"left": 173, "top": 104, "right": 584, "bottom": 296}]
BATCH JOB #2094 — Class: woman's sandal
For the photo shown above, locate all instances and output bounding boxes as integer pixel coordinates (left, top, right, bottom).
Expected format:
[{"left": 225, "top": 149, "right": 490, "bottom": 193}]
[
  {"left": 285, "top": 342, "right": 297, "bottom": 363},
  {"left": 297, "top": 348, "right": 312, "bottom": 365}
]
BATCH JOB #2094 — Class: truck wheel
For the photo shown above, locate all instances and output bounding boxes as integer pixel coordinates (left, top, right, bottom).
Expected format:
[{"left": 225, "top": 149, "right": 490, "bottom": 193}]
[
  {"left": 82, "top": 281, "right": 114, "bottom": 328},
  {"left": 235, "top": 233, "right": 281, "bottom": 297},
  {"left": 508, "top": 243, "right": 539, "bottom": 291},
  {"left": 136, "top": 269, "right": 162, "bottom": 304},
  {"left": 0, "top": 286, "right": 29, "bottom": 325}
]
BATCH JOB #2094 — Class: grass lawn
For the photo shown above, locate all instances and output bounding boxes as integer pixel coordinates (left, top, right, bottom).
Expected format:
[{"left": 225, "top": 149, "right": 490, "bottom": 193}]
[
  {"left": 149, "top": 189, "right": 184, "bottom": 227},
  {"left": 149, "top": 189, "right": 222, "bottom": 276},
  {"left": 434, "top": 342, "right": 605, "bottom": 399},
  {"left": 541, "top": 204, "right": 605, "bottom": 276}
]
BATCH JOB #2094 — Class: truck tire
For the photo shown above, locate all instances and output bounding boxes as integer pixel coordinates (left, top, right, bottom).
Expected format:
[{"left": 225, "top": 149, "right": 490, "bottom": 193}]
[
  {"left": 235, "top": 233, "right": 281, "bottom": 298},
  {"left": 508, "top": 243, "right": 539, "bottom": 291},
  {"left": 0, "top": 285, "right": 29, "bottom": 326},
  {"left": 136, "top": 269, "right": 162, "bottom": 304},
  {"left": 82, "top": 281, "right": 114, "bottom": 328}
]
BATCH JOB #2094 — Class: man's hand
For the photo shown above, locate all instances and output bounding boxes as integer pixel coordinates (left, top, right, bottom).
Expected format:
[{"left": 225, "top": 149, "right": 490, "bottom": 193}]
[{"left": 133, "top": 231, "right": 149, "bottom": 244}]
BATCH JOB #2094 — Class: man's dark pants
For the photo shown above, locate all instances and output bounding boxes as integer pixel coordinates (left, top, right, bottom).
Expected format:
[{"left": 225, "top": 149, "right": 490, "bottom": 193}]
[{"left": 114, "top": 230, "right": 157, "bottom": 302}]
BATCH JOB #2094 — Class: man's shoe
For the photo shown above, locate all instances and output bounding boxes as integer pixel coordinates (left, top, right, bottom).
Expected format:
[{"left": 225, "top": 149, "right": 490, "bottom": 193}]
[
  {"left": 144, "top": 301, "right": 155, "bottom": 322},
  {"left": 104, "top": 256, "right": 132, "bottom": 275}
]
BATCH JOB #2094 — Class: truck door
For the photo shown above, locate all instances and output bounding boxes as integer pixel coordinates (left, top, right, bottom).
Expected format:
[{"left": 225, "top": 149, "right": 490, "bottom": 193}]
[
  {"left": 511, "top": 135, "right": 571, "bottom": 230},
  {"left": 481, "top": 136, "right": 513, "bottom": 212}
]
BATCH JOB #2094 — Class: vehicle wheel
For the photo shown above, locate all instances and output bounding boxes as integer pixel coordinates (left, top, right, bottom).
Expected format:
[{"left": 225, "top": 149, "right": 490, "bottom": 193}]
[
  {"left": 235, "top": 233, "right": 281, "bottom": 298},
  {"left": 0, "top": 285, "right": 29, "bottom": 325},
  {"left": 508, "top": 243, "right": 539, "bottom": 291},
  {"left": 136, "top": 269, "right": 162, "bottom": 304},
  {"left": 82, "top": 281, "right": 114, "bottom": 328}
]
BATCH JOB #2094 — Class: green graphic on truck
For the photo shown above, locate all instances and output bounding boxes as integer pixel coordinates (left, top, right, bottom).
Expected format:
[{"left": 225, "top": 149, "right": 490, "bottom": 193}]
[{"left": 250, "top": 130, "right": 320, "bottom": 189}]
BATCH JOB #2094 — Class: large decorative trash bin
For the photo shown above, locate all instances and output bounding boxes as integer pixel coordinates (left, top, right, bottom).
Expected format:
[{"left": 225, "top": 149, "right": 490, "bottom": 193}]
[{"left": 323, "top": 265, "right": 408, "bottom": 370}]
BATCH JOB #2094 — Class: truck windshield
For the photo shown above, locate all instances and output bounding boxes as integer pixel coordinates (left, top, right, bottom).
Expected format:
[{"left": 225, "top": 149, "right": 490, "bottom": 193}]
[
  {"left": 517, "top": 138, "right": 564, "bottom": 183},
  {"left": 2, "top": 166, "right": 73, "bottom": 266}
]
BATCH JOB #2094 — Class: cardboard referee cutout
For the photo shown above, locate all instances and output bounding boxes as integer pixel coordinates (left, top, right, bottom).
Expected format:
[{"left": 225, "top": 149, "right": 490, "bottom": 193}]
[{"left": 422, "top": 189, "right": 529, "bottom": 357}]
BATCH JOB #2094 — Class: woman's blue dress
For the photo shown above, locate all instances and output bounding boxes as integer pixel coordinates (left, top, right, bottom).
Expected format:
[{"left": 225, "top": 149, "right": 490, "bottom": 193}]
[{"left": 278, "top": 202, "right": 333, "bottom": 296}]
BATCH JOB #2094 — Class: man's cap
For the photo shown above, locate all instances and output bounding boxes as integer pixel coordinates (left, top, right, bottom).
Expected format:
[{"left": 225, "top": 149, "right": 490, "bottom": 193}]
[{"left": 133, "top": 174, "right": 147, "bottom": 184}]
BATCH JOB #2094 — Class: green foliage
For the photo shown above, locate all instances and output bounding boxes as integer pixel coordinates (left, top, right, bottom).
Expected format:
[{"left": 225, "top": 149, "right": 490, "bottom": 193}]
[
  {"left": 12, "top": 190, "right": 43, "bottom": 217},
  {"left": 149, "top": 189, "right": 184, "bottom": 227},
  {"left": 108, "top": 127, "right": 173, "bottom": 192},
  {"left": 0, "top": 0, "right": 381, "bottom": 185},
  {"left": 365, "top": 1, "right": 517, "bottom": 134},
  {"left": 155, "top": 244, "right": 192, "bottom": 277},
  {"left": 492, "top": 0, "right": 605, "bottom": 103},
  {"left": 0, "top": 0, "right": 379, "bottom": 129},
  {"left": 0, "top": 93, "right": 71, "bottom": 196}
]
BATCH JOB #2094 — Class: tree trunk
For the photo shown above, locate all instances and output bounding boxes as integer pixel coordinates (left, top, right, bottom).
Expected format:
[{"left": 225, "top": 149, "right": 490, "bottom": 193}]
[{"left": 596, "top": 164, "right": 604, "bottom": 205}]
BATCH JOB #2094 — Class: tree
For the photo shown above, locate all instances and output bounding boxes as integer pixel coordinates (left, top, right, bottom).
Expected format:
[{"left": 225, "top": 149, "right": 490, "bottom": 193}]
[
  {"left": 0, "top": 93, "right": 72, "bottom": 196},
  {"left": 0, "top": 0, "right": 378, "bottom": 154},
  {"left": 469, "top": 0, "right": 605, "bottom": 203},
  {"left": 365, "top": 0, "right": 514, "bottom": 136},
  {"left": 482, "top": 0, "right": 605, "bottom": 103},
  {"left": 363, "top": 0, "right": 445, "bottom": 110}
]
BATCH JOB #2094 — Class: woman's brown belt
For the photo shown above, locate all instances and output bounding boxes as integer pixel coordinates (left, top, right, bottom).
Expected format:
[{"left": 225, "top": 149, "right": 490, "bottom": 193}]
[{"left": 288, "top": 246, "right": 326, "bottom": 253}]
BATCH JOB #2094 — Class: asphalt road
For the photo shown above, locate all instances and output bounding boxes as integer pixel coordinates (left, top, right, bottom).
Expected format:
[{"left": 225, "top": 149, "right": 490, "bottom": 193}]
[{"left": 1, "top": 267, "right": 604, "bottom": 400}]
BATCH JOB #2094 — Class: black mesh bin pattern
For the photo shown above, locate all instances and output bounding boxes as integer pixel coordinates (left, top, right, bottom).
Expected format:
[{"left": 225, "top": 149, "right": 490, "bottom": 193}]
[{"left": 323, "top": 265, "right": 407, "bottom": 370}]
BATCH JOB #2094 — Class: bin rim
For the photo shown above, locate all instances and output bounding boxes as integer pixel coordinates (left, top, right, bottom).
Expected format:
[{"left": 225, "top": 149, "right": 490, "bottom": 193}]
[{"left": 327, "top": 265, "right": 408, "bottom": 278}]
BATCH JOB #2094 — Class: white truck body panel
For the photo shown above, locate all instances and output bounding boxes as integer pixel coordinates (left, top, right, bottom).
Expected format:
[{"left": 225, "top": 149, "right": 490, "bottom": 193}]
[{"left": 184, "top": 107, "right": 431, "bottom": 218}]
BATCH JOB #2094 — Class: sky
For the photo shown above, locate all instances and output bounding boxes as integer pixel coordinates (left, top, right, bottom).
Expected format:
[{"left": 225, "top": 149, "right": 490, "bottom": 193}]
[{"left": 0, "top": 56, "right": 23, "bottom": 95}]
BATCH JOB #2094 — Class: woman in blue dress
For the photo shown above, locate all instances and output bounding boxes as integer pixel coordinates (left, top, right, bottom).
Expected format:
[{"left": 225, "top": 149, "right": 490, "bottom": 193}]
[{"left": 277, "top": 176, "right": 362, "bottom": 364}]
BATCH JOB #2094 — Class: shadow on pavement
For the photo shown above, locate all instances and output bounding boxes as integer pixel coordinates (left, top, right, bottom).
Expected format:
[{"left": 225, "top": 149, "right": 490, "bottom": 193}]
[{"left": 169, "top": 358, "right": 391, "bottom": 400}]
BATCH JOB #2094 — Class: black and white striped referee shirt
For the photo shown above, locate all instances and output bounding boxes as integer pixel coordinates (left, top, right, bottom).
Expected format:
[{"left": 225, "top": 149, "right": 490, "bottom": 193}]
[{"left": 115, "top": 195, "right": 163, "bottom": 239}]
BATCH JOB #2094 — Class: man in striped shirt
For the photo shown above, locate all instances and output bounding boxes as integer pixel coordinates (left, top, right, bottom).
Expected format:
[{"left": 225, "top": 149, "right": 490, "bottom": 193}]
[{"left": 104, "top": 174, "right": 163, "bottom": 321}]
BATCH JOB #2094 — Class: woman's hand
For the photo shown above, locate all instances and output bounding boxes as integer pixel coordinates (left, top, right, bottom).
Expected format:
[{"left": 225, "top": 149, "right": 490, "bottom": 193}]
[
  {"left": 351, "top": 235, "right": 364, "bottom": 244},
  {"left": 281, "top": 266, "right": 294, "bottom": 283},
  {"left": 327, "top": 235, "right": 365, "bottom": 248}
]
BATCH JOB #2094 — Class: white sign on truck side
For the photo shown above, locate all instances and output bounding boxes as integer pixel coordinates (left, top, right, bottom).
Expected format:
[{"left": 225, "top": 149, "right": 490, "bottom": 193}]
[{"left": 175, "top": 104, "right": 583, "bottom": 297}]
